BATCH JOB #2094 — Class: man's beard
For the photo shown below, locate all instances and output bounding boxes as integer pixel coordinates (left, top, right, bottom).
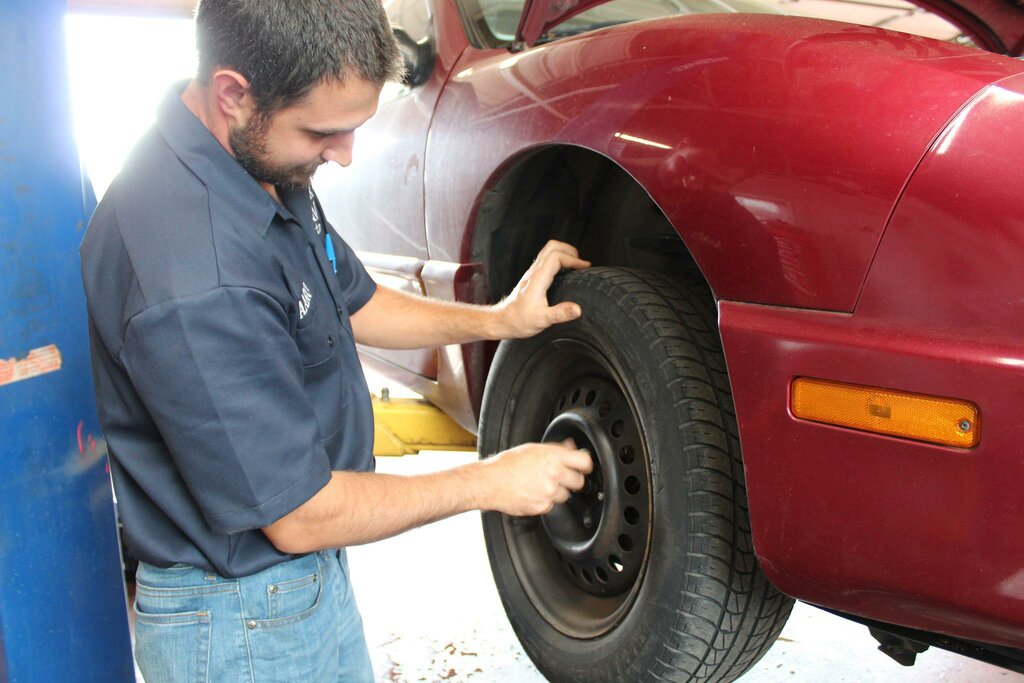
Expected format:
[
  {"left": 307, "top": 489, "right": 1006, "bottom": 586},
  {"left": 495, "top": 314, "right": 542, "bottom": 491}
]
[{"left": 229, "top": 114, "right": 321, "bottom": 190}]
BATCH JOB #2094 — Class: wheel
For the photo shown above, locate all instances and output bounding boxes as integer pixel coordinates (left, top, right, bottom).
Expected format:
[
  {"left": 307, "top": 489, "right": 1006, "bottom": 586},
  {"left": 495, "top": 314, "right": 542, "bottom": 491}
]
[{"left": 478, "top": 267, "right": 793, "bottom": 683}]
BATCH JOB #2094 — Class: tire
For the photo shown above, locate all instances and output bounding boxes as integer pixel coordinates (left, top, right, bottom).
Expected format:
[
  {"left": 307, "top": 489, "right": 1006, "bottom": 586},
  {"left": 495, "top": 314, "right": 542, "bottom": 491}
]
[{"left": 478, "top": 267, "right": 794, "bottom": 683}]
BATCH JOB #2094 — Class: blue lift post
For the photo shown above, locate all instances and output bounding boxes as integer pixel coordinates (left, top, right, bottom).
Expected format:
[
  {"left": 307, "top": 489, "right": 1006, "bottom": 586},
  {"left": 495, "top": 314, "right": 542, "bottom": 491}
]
[{"left": 0, "top": 1, "right": 134, "bottom": 681}]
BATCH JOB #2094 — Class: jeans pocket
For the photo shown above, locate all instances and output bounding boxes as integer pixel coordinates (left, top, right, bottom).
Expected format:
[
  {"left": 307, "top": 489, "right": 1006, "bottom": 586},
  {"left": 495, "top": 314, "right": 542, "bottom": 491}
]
[
  {"left": 133, "top": 603, "right": 211, "bottom": 683},
  {"left": 267, "top": 568, "right": 321, "bottom": 620},
  {"left": 245, "top": 554, "right": 342, "bottom": 680},
  {"left": 256, "top": 554, "right": 323, "bottom": 627}
]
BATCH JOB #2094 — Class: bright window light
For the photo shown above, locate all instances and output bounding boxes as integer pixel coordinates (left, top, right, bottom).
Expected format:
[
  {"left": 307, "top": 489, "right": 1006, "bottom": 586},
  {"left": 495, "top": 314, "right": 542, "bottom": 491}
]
[{"left": 65, "top": 13, "right": 197, "bottom": 198}]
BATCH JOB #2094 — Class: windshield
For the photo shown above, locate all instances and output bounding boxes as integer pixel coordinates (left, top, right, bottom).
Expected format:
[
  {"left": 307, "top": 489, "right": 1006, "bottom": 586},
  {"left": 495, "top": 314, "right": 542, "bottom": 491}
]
[{"left": 460, "top": 0, "right": 782, "bottom": 46}]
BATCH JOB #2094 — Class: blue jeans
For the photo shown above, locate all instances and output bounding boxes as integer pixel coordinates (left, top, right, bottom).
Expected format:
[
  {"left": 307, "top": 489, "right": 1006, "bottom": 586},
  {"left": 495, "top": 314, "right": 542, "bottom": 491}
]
[{"left": 133, "top": 549, "right": 374, "bottom": 682}]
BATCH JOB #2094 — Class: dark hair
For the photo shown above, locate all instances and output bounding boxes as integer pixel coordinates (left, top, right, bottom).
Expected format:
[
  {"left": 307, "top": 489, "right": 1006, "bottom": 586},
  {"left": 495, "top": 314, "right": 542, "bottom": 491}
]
[{"left": 195, "top": 0, "right": 403, "bottom": 113}]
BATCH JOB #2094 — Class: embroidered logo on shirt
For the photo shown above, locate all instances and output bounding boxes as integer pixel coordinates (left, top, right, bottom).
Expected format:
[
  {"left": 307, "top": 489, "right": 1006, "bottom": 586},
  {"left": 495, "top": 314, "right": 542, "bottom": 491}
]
[
  {"left": 310, "top": 188, "right": 323, "bottom": 237},
  {"left": 298, "top": 282, "right": 313, "bottom": 319}
]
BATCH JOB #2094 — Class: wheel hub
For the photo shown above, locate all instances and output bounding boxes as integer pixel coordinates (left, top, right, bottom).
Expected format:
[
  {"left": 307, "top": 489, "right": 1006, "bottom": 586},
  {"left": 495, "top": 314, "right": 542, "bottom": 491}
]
[{"left": 541, "top": 377, "right": 650, "bottom": 597}]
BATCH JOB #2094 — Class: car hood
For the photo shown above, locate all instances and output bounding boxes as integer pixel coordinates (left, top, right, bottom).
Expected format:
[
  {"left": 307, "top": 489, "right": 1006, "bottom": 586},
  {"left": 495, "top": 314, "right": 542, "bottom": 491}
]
[{"left": 515, "top": 0, "right": 1024, "bottom": 54}]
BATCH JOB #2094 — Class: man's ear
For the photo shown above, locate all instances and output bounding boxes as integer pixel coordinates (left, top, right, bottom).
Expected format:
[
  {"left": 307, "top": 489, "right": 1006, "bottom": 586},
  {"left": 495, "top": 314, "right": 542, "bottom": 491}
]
[{"left": 210, "top": 69, "right": 256, "bottom": 128}]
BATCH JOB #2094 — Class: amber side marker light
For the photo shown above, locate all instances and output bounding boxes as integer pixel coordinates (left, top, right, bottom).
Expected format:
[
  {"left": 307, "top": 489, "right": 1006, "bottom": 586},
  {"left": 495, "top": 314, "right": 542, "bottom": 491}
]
[{"left": 790, "top": 378, "right": 980, "bottom": 448}]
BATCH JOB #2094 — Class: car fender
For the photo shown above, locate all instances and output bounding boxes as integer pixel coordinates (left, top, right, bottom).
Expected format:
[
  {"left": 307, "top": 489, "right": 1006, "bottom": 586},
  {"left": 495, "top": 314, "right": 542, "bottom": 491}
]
[{"left": 425, "top": 13, "right": 1024, "bottom": 311}]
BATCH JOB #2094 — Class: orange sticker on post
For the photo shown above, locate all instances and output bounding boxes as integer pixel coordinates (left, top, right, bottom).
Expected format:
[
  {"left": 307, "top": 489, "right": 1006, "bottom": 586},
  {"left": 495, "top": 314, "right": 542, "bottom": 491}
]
[{"left": 0, "top": 344, "right": 62, "bottom": 387}]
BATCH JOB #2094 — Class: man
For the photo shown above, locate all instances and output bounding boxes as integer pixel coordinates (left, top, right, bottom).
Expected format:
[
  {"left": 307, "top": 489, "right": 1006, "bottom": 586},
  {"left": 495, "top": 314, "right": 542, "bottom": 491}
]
[{"left": 79, "top": 0, "right": 593, "bottom": 680}]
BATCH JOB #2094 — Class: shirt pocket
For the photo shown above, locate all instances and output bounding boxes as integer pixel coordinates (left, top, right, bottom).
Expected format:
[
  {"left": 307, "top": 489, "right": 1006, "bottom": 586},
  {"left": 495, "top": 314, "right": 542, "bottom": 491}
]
[
  {"left": 301, "top": 350, "right": 347, "bottom": 440},
  {"left": 295, "top": 304, "right": 347, "bottom": 440},
  {"left": 295, "top": 310, "right": 337, "bottom": 370},
  {"left": 294, "top": 250, "right": 337, "bottom": 369}
]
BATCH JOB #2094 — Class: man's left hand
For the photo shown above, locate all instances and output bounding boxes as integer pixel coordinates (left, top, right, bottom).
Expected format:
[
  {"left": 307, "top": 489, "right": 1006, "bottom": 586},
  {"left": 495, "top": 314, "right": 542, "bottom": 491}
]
[{"left": 492, "top": 240, "right": 591, "bottom": 339}]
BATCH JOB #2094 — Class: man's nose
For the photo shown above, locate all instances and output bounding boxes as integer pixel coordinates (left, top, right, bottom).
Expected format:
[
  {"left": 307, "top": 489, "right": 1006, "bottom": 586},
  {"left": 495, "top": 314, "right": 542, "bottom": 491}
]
[{"left": 322, "top": 133, "right": 354, "bottom": 167}]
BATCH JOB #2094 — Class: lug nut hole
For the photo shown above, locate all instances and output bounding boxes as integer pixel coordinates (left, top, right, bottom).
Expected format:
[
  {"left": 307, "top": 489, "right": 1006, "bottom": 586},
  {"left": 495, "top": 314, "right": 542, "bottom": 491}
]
[
  {"left": 624, "top": 476, "right": 640, "bottom": 495},
  {"left": 595, "top": 567, "right": 609, "bottom": 583},
  {"left": 598, "top": 401, "right": 612, "bottom": 417},
  {"left": 585, "top": 390, "right": 596, "bottom": 406},
  {"left": 618, "top": 535, "right": 634, "bottom": 552},
  {"left": 620, "top": 445, "right": 635, "bottom": 464},
  {"left": 609, "top": 556, "right": 624, "bottom": 572},
  {"left": 624, "top": 507, "right": 640, "bottom": 525},
  {"left": 611, "top": 420, "right": 625, "bottom": 437}
]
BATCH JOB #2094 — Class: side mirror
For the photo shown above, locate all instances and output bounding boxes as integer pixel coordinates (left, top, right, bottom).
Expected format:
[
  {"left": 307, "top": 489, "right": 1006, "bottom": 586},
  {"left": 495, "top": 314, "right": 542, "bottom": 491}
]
[{"left": 393, "top": 26, "right": 435, "bottom": 88}]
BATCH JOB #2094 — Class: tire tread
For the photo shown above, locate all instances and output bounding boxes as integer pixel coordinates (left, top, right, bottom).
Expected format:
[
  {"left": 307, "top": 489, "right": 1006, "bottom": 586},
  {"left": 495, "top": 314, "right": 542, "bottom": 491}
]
[{"left": 571, "top": 268, "right": 792, "bottom": 683}]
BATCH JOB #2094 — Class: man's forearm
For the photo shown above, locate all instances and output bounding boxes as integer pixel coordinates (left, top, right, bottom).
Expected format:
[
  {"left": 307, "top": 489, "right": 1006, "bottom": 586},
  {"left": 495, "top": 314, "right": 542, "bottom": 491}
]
[
  {"left": 350, "top": 241, "right": 590, "bottom": 349},
  {"left": 350, "top": 285, "right": 503, "bottom": 349},
  {"left": 263, "top": 466, "right": 484, "bottom": 553},
  {"left": 262, "top": 441, "right": 594, "bottom": 555}
]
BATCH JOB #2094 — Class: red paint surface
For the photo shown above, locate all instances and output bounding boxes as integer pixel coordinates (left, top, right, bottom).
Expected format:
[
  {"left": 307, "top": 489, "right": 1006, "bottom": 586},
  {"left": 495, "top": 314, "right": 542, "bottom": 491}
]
[
  {"left": 721, "top": 73, "right": 1024, "bottom": 647},
  {"left": 425, "top": 14, "right": 1023, "bottom": 310}
]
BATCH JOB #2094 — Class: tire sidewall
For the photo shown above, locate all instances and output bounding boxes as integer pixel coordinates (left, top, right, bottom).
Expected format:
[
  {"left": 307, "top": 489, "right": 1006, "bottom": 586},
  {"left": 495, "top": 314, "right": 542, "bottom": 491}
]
[{"left": 480, "top": 270, "right": 711, "bottom": 680}]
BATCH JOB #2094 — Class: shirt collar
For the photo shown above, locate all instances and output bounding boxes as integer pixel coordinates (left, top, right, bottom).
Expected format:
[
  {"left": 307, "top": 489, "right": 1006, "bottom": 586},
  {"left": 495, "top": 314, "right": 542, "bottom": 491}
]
[
  {"left": 155, "top": 80, "right": 284, "bottom": 235},
  {"left": 278, "top": 186, "right": 317, "bottom": 236}
]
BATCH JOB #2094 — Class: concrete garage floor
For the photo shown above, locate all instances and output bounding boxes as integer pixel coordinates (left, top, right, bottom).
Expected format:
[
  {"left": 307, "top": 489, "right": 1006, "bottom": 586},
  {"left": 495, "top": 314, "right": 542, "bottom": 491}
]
[{"left": 349, "top": 449, "right": 1018, "bottom": 683}]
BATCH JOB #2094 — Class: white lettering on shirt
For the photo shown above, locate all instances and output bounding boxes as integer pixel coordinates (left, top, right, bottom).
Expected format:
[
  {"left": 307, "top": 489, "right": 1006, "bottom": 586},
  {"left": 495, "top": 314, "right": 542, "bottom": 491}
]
[
  {"left": 310, "top": 188, "right": 323, "bottom": 236},
  {"left": 298, "top": 282, "right": 313, "bottom": 319}
]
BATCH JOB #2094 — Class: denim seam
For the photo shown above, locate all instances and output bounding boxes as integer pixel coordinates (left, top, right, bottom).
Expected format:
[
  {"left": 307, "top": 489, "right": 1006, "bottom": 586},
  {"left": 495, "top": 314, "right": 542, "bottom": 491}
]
[
  {"left": 236, "top": 588, "right": 256, "bottom": 683},
  {"left": 273, "top": 572, "right": 317, "bottom": 593},
  {"left": 136, "top": 585, "right": 238, "bottom": 598},
  {"left": 133, "top": 609, "right": 211, "bottom": 626},
  {"left": 199, "top": 611, "right": 211, "bottom": 683},
  {"left": 337, "top": 549, "right": 352, "bottom": 609}
]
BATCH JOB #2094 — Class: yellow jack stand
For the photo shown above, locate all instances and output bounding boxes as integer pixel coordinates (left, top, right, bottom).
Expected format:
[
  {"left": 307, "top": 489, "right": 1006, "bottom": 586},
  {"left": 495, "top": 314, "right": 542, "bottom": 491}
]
[{"left": 371, "top": 390, "right": 478, "bottom": 457}]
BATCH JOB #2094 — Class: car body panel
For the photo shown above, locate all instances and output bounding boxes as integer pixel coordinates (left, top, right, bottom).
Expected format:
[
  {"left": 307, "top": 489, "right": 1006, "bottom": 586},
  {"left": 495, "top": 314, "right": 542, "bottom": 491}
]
[
  {"left": 424, "top": 15, "right": 1022, "bottom": 311},
  {"left": 719, "top": 72, "right": 1024, "bottom": 647}
]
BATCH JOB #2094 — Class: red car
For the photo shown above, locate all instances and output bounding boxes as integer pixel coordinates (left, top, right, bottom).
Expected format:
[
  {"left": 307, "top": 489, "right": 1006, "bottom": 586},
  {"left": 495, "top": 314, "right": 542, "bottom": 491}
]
[{"left": 315, "top": 0, "right": 1024, "bottom": 678}]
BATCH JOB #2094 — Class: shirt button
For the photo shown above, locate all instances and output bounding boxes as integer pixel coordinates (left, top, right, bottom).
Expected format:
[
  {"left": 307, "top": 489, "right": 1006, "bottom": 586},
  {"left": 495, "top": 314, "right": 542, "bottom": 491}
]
[
  {"left": 247, "top": 620, "right": 257, "bottom": 630},
  {"left": 336, "top": 305, "right": 343, "bottom": 320},
  {"left": 268, "top": 585, "right": 278, "bottom": 594},
  {"left": 327, "top": 336, "right": 335, "bottom": 348}
]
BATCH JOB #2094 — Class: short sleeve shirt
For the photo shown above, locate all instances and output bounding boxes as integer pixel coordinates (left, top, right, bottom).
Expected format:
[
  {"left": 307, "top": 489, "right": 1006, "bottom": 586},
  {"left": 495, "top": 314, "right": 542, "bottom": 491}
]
[{"left": 80, "top": 82, "right": 377, "bottom": 578}]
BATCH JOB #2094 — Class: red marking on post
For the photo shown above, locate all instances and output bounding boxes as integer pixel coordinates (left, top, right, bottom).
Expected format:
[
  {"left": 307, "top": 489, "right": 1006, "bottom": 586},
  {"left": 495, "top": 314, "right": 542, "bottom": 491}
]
[{"left": 0, "top": 345, "right": 62, "bottom": 388}]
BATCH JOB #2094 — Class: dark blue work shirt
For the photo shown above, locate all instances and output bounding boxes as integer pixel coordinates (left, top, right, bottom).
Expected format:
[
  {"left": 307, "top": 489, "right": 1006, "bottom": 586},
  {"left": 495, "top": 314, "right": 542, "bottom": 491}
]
[{"left": 80, "top": 83, "right": 377, "bottom": 578}]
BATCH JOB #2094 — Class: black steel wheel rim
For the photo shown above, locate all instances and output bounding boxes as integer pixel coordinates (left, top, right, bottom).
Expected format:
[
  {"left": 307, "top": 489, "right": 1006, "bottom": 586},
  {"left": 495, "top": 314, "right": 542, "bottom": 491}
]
[{"left": 500, "top": 338, "right": 653, "bottom": 639}]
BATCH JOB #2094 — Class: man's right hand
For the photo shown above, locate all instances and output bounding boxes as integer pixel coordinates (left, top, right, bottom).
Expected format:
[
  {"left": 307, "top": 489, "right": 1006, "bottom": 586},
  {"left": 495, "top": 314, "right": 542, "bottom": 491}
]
[{"left": 477, "top": 439, "right": 594, "bottom": 516}]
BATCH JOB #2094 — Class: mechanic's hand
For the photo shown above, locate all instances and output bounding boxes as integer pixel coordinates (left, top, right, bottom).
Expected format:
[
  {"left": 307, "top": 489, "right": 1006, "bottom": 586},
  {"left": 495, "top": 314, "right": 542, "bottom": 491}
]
[
  {"left": 479, "top": 439, "right": 594, "bottom": 516},
  {"left": 493, "top": 240, "right": 590, "bottom": 339}
]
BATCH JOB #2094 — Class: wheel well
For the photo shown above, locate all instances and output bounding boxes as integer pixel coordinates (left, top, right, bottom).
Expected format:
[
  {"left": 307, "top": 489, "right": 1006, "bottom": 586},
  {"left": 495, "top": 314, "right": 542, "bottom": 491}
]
[{"left": 470, "top": 146, "right": 708, "bottom": 302}]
